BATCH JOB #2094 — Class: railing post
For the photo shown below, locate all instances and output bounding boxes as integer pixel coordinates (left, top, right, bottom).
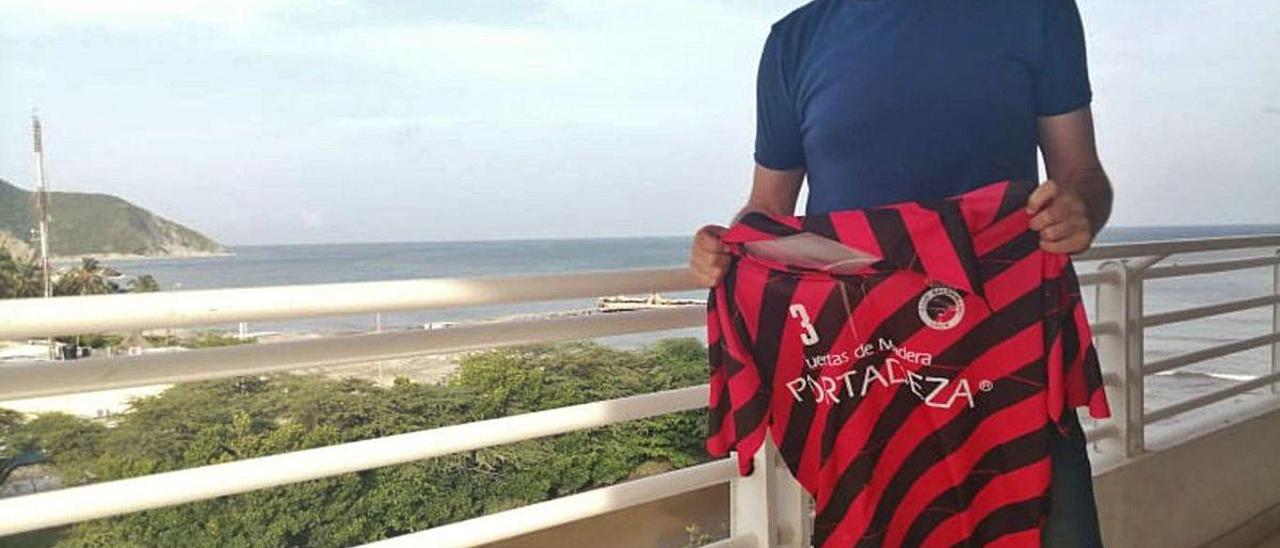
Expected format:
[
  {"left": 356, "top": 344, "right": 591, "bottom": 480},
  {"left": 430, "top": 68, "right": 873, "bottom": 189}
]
[
  {"left": 771, "top": 450, "right": 809, "bottom": 548},
  {"left": 1096, "top": 260, "right": 1145, "bottom": 457},
  {"left": 730, "top": 438, "right": 807, "bottom": 548},
  {"left": 1272, "top": 249, "right": 1279, "bottom": 394}
]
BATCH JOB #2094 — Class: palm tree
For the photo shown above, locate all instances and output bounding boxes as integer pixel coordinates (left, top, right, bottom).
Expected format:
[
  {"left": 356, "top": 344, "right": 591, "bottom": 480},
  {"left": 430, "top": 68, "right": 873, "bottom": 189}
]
[
  {"left": 50, "top": 258, "right": 124, "bottom": 352},
  {"left": 53, "top": 257, "right": 121, "bottom": 297},
  {"left": 0, "top": 249, "right": 42, "bottom": 299}
]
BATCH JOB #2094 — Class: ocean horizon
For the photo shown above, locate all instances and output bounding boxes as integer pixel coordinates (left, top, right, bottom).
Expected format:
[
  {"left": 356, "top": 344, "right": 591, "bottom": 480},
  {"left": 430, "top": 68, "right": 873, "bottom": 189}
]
[
  {"left": 93, "top": 223, "right": 1280, "bottom": 414},
  {"left": 197, "top": 222, "right": 1280, "bottom": 251}
]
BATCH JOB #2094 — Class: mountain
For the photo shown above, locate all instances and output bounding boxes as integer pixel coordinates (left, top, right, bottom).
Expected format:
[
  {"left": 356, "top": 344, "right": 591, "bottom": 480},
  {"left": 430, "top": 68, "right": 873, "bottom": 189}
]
[{"left": 0, "top": 178, "right": 225, "bottom": 258}]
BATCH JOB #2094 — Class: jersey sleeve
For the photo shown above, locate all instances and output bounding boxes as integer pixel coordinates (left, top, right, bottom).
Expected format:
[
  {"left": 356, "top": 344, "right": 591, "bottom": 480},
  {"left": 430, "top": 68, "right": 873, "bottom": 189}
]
[
  {"left": 753, "top": 27, "right": 806, "bottom": 171},
  {"left": 705, "top": 279, "right": 768, "bottom": 475},
  {"left": 1043, "top": 254, "right": 1111, "bottom": 434},
  {"left": 1034, "top": 0, "right": 1093, "bottom": 116},
  {"left": 706, "top": 286, "right": 733, "bottom": 455}
]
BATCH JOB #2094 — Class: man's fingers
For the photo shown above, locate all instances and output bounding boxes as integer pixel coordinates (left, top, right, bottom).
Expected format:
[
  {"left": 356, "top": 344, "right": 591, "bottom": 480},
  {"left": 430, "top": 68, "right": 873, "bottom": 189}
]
[
  {"left": 1040, "top": 239, "right": 1072, "bottom": 254},
  {"left": 1039, "top": 217, "right": 1090, "bottom": 242},
  {"left": 690, "top": 225, "right": 732, "bottom": 287},
  {"left": 1029, "top": 190, "right": 1085, "bottom": 231},
  {"left": 1037, "top": 218, "right": 1092, "bottom": 254},
  {"left": 703, "top": 265, "right": 726, "bottom": 286},
  {"left": 1025, "top": 180, "right": 1059, "bottom": 215},
  {"left": 699, "top": 224, "right": 728, "bottom": 237},
  {"left": 692, "top": 262, "right": 727, "bottom": 287},
  {"left": 689, "top": 247, "right": 729, "bottom": 273},
  {"left": 1028, "top": 209, "right": 1061, "bottom": 231},
  {"left": 1039, "top": 222, "right": 1071, "bottom": 242},
  {"left": 692, "top": 250, "right": 731, "bottom": 269},
  {"left": 696, "top": 239, "right": 729, "bottom": 254},
  {"left": 694, "top": 225, "right": 730, "bottom": 252},
  {"left": 1040, "top": 232, "right": 1091, "bottom": 254}
]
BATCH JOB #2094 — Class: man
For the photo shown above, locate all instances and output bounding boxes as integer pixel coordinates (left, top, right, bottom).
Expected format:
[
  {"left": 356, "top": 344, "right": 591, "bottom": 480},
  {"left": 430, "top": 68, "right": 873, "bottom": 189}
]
[{"left": 688, "top": 1, "right": 1114, "bottom": 545}]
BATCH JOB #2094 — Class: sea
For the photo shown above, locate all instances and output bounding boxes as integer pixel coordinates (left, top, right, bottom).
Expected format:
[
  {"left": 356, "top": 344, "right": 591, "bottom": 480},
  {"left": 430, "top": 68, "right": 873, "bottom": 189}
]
[{"left": 100, "top": 224, "right": 1280, "bottom": 425}]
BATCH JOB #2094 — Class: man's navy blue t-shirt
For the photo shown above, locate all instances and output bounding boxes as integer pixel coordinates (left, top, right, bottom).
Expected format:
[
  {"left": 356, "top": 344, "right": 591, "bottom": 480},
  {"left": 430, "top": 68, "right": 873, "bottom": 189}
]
[{"left": 755, "top": 0, "right": 1092, "bottom": 214}]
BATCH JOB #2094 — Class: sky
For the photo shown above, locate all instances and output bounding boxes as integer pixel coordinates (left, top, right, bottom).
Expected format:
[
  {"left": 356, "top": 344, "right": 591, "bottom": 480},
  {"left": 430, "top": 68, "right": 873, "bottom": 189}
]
[{"left": 0, "top": 1, "right": 1276, "bottom": 246}]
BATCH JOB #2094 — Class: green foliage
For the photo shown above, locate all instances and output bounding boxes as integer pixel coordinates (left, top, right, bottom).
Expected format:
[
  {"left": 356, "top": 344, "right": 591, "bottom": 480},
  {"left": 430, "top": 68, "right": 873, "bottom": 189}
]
[
  {"left": 52, "top": 258, "right": 121, "bottom": 296},
  {"left": 0, "top": 247, "right": 42, "bottom": 298},
  {"left": 1, "top": 412, "right": 108, "bottom": 488},
  {"left": 0, "top": 250, "right": 164, "bottom": 355},
  {"left": 0, "top": 247, "right": 161, "bottom": 301},
  {"left": 184, "top": 332, "right": 256, "bottom": 349},
  {"left": 2, "top": 339, "right": 712, "bottom": 547},
  {"left": 0, "top": 408, "right": 26, "bottom": 459},
  {"left": 0, "top": 408, "right": 22, "bottom": 431},
  {"left": 140, "top": 331, "right": 255, "bottom": 349},
  {"left": 53, "top": 333, "right": 124, "bottom": 350}
]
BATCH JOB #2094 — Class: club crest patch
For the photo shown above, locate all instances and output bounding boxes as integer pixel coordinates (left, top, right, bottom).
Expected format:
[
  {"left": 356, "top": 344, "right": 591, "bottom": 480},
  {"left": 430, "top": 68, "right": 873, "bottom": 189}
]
[{"left": 918, "top": 285, "right": 965, "bottom": 330}]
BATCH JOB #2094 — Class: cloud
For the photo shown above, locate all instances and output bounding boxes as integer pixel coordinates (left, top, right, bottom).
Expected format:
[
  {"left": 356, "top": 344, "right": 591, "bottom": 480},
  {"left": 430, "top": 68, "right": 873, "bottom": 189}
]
[
  {"left": 2, "top": 0, "right": 783, "bottom": 91},
  {"left": 0, "top": 0, "right": 304, "bottom": 33},
  {"left": 314, "top": 22, "right": 582, "bottom": 82}
]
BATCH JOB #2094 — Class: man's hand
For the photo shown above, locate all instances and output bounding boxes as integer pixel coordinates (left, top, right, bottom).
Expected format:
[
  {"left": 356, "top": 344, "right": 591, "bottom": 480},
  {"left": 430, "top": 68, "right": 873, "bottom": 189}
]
[
  {"left": 1026, "top": 180, "right": 1094, "bottom": 254},
  {"left": 1034, "top": 106, "right": 1113, "bottom": 255},
  {"left": 692, "top": 164, "right": 803, "bottom": 287},
  {"left": 689, "top": 225, "right": 730, "bottom": 287}
]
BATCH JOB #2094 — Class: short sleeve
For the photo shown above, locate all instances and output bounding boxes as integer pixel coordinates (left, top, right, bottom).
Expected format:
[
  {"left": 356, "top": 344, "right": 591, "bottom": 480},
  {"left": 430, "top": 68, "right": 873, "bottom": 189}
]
[
  {"left": 1034, "top": 0, "right": 1093, "bottom": 116},
  {"left": 1044, "top": 254, "right": 1111, "bottom": 434},
  {"left": 754, "top": 28, "right": 806, "bottom": 170},
  {"left": 705, "top": 265, "right": 769, "bottom": 476}
]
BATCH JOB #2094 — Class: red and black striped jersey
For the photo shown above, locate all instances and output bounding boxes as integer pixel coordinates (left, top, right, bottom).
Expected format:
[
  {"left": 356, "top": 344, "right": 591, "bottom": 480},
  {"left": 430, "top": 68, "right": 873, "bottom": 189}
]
[{"left": 705, "top": 180, "right": 1110, "bottom": 547}]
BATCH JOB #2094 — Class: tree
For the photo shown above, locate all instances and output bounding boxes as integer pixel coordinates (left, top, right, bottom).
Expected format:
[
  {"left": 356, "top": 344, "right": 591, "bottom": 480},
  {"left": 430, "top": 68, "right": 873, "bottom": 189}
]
[
  {"left": 2, "top": 252, "right": 159, "bottom": 300},
  {"left": 0, "top": 408, "right": 27, "bottom": 466},
  {"left": 53, "top": 258, "right": 121, "bottom": 297},
  {"left": 0, "top": 248, "right": 42, "bottom": 299},
  {"left": 1, "top": 339, "right": 712, "bottom": 547}
]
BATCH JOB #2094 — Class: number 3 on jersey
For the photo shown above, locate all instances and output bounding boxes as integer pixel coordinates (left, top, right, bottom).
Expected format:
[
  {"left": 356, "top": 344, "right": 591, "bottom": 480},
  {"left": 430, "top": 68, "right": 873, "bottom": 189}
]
[{"left": 789, "top": 304, "right": 820, "bottom": 346}]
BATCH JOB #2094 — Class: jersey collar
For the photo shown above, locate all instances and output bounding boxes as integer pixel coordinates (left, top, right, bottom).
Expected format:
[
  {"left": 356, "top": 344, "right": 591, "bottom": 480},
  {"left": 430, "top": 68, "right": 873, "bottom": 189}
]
[{"left": 720, "top": 183, "right": 1024, "bottom": 299}]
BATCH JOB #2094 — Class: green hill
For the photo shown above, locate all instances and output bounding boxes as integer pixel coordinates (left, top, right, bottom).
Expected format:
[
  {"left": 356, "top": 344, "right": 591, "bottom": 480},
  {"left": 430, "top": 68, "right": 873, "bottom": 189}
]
[{"left": 0, "top": 178, "right": 225, "bottom": 257}]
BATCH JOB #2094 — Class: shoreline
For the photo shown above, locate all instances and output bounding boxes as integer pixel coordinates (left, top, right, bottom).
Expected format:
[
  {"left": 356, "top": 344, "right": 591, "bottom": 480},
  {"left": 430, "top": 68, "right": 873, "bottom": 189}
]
[{"left": 51, "top": 251, "right": 235, "bottom": 264}]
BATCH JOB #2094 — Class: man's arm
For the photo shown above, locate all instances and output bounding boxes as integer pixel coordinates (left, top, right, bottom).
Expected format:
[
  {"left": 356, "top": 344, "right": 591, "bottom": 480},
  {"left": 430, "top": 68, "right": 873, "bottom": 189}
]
[
  {"left": 737, "top": 164, "right": 807, "bottom": 220},
  {"left": 1027, "top": 105, "right": 1114, "bottom": 254},
  {"left": 689, "top": 165, "right": 806, "bottom": 287}
]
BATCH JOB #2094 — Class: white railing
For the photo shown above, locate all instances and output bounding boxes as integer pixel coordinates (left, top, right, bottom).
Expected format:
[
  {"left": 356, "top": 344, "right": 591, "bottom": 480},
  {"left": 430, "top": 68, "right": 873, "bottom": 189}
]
[
  {"left": 1090, "top": 238, "right": 1280, "bottom": 458},
  {"left": 0, "top": 234, "right": 1278, "bottom": 547},
  {"left": 0, "top": 268, "right": 698, "bottom": 341}
]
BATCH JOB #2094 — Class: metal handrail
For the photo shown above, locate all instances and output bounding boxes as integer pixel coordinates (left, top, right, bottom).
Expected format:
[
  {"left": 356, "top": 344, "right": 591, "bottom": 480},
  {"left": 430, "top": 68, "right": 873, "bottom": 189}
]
[
  {"left": 1144, "top": 332, "right": 1280, "bottom": 376},
  {"left": 1145, "top": 372, "right": 1280, "bottom": 424},
  {"left": 0, "top": 267, "right": 701, "bottom": 340},
  {"left": 360, "top": 459, "right": 739, "bottom": 548},
  {"left": 0, "top": 307, "right": 705, "bottom": 401},
  {"left": 1091, "top": 238, "right": 1280, "bottom": 457},
  {"left": 1142, "top": 294, "right": 1280, "bottom": 328},
  {"left": 0, "top": 233, "right": 1278, "bottom": 546},
  {"left": 1075, "top": 234, "right": 1280, "bottom": 261},
  {"left": 1141, "top": 254, "right": 1280, "bottom": 280},
  {"left": 2, "top": 234, "right": 1277, "bottom": 341}
]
